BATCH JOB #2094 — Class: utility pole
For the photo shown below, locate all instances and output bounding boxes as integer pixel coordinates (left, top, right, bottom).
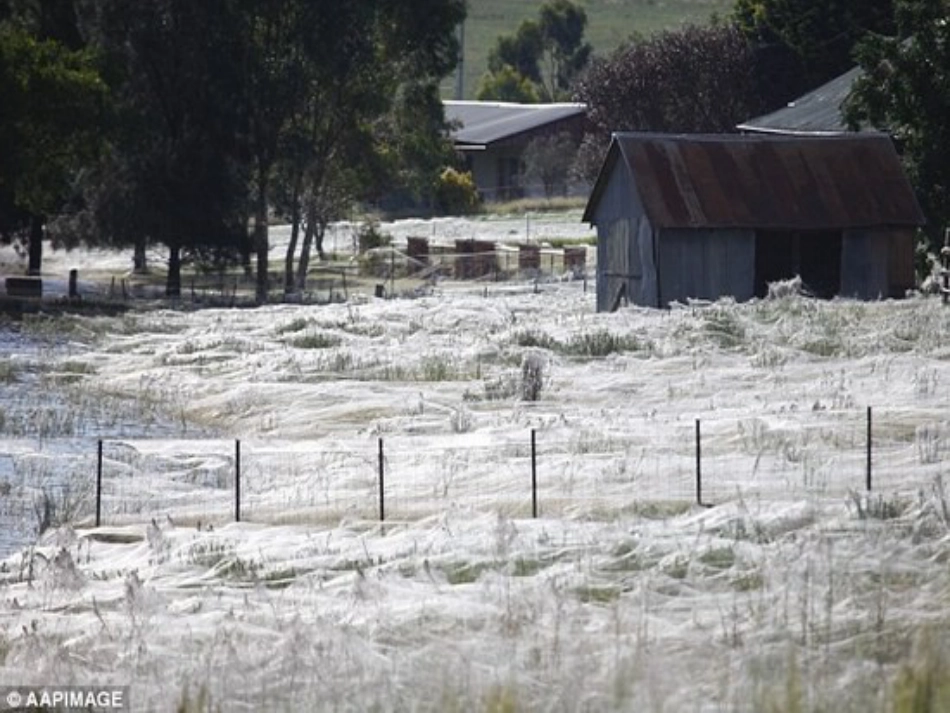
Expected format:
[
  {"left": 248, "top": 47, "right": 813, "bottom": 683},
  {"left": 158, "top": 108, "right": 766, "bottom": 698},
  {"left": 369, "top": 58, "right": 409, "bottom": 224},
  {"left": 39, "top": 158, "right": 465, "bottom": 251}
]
[{"left": 455, "top": 20, "right": 465, "bottom": 100}]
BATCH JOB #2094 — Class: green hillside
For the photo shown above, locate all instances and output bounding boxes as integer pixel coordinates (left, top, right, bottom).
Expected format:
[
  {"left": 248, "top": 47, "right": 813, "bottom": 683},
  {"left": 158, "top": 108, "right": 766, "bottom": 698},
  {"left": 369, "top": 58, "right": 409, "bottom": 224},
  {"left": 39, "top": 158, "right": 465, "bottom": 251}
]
[{"left": 444, "top": 0, "right": 734, "bottom": 99}]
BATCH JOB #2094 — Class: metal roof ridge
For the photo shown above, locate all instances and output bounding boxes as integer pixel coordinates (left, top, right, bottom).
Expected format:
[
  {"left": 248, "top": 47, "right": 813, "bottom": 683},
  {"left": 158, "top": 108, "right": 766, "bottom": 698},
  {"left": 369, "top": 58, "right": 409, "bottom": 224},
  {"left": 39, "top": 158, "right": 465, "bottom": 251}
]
[
  {"left": 445, "top": 100, "right": 585, "bottom": 109},
  {"left": 613, "top": 131, "right": 887, "bottom": 142}
]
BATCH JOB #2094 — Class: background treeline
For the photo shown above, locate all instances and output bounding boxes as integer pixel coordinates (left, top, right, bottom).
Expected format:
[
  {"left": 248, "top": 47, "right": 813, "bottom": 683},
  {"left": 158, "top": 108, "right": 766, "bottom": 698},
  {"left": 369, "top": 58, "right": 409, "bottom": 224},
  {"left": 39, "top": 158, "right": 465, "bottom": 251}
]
[
  {"left": 0, "top": 0, "right": 467, "bottom": 300},
  {"left": 2, "top": 0, "right": 948, "bottom": 300}
]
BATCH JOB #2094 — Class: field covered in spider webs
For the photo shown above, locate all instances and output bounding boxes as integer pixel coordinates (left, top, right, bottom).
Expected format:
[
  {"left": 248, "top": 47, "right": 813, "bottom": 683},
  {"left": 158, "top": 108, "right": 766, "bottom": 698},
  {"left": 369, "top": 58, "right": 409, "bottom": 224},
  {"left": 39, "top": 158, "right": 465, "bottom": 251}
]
[{"left": 1, "top": 214, "right": 950, "bottom": 711}]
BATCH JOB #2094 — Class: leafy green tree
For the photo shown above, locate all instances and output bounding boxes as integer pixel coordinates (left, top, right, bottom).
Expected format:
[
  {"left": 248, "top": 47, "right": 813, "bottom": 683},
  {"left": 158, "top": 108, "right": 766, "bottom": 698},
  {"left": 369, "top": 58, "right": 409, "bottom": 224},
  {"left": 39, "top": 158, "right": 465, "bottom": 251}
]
[
  {"left": 537, "top": 0, "right": 592, "bottom": 101},
  {"left": 235, "top": 0, "right": 319, "bottom": 303},
  {"left": 844, "top": 0, "right": 950, "bottom": 248},
  {"left": 272, "top": 0, "right": 465, "bottom": 296},
  {"left": 82, "top": 0, "right": 250, "bottom": 297},
  {"left": 435, "top": 167, "right": 480, "bottom": 215},
  {"left": 479, "top": 0, "right": 591, "bottom": 102},
  {"left": 1, "top": 0, "right": 83, "bottom": 49},
  {"left": 71, "top": 0, "right": 462, "bottom": 301},
  {"left": 487, "top": 20, "right": 543, "bottom": 84},
  {"left": 734, "top": 0, "right": 895, "bottom": 103},
  {"left": 477, "top": 63, "right": 541, "bottom": 102},
  {"left": 372, "top": 80, "right": 460, "bottom": 214},
  {"left": 0, "top": 22, "right": 105, "bottom": 274}
]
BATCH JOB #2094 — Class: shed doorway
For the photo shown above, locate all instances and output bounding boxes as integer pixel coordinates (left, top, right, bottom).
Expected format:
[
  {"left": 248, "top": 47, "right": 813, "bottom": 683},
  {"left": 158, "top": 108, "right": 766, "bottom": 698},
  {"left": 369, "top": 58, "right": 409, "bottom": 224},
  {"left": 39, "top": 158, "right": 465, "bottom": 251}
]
[{"left": 754, "top": 230, "right": 842, "bottom": 298}]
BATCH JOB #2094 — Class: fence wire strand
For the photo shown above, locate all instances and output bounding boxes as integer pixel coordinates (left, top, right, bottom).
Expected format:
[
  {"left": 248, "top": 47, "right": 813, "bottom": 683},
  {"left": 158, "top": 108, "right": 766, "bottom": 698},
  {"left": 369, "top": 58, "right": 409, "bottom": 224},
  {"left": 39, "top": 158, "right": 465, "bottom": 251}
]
[{"left": 1, "top": 407, "right": 948, "bottom": 550}]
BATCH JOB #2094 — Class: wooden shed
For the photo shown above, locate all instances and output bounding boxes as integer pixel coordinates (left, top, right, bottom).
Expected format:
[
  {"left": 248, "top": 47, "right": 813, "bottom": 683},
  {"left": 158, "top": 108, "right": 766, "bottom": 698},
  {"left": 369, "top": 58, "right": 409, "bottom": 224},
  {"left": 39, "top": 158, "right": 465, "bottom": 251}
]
[{"left": 582, "top": 133, "right": 925, "bottom": 311}]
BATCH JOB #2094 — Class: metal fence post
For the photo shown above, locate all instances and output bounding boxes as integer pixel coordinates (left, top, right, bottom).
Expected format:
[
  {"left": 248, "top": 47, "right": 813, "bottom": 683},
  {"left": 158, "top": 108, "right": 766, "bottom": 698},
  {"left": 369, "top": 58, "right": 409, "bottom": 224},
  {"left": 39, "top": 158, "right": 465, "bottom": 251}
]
[
  {"left": 235, "top": 439, "right": 241, "bottom": 522},
  {"left": 695, "top": 419, "right": 703, "bottom": 506},
  {"left": 96, "top": 439, "right": 103, "bottom": 527},
  {"left": 866, "top": 407, "right": 872, "bottom": 492},
  {"left": 531, "top": 429, "right": 538, "bottom": 518},
  {"left": 378, "top": 437, "right": 385, "bottom": 522}
]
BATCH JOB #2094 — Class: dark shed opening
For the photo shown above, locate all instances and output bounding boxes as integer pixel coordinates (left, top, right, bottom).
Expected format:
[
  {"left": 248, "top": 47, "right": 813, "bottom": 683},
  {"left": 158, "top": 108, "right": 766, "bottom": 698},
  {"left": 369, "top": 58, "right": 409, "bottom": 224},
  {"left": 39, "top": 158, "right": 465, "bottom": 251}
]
[{"left": 754, "top": 230, "right": 842, "bottom": 298}]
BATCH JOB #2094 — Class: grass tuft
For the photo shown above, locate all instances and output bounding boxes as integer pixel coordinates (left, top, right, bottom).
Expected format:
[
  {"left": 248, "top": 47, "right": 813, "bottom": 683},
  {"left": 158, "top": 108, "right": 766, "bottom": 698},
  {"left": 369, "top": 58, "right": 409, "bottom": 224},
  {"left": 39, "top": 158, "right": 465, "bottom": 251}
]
[
  {"left": 290, "top": 332, "right": 342, "bottom": 349},
  {"left": 892, "top": 633, "right": 950, "bottom": 713},
  {"left": 513, "top": 329, "right": 646, "bottom": 358}
]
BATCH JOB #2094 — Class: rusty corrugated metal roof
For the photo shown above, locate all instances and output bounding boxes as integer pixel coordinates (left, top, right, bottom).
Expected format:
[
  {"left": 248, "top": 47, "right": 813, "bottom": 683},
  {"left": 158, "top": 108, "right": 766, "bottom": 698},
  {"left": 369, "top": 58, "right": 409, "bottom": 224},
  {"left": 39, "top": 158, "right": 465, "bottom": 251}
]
[{"left": 583, "top": 133, "right": 925, "bottom": 229}]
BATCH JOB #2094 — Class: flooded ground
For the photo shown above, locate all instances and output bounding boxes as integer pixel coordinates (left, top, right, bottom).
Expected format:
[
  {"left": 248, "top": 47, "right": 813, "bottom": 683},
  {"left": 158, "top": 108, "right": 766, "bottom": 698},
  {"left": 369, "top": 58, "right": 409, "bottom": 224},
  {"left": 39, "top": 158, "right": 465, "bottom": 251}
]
[{"left": 0, "top": 323, "right": 211, "bottom": 557}]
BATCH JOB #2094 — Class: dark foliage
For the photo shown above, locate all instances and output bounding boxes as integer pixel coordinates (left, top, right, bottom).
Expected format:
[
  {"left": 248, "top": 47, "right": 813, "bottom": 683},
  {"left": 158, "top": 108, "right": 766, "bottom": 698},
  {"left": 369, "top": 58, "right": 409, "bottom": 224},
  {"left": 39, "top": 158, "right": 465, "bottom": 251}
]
[
  {"left": 572, "top": 23, "right": 765, "bottom": 181},
  {"left": 734, "top": 0, "right": 896, "bottom": 108},
  {"left": 844, "top": 0, "right": 950, "bottom": 248}
]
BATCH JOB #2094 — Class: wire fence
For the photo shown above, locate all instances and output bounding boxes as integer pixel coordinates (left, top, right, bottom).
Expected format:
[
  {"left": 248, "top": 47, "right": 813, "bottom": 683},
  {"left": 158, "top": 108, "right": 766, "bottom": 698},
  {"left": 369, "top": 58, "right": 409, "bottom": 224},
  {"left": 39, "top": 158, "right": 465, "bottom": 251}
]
[
  {"left": 4, "top": 243, "right": 594, "bottom": 313},
  {"left": 2, "top": 406, "right": 949, "bottom": 553}
]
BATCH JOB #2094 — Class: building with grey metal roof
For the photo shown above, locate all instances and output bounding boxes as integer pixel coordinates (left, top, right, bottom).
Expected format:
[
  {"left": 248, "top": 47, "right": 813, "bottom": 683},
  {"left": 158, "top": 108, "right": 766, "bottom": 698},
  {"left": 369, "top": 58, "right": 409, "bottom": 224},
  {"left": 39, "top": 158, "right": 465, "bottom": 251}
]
[
  {"left": 584, "top": 132, "right": 924, "bottom": 310},
  {"left": 737, "top": 66, "right": 870, "bottom": 136},
  {"left": 444, "top": 101, "right": 587, "bottom": 201}
]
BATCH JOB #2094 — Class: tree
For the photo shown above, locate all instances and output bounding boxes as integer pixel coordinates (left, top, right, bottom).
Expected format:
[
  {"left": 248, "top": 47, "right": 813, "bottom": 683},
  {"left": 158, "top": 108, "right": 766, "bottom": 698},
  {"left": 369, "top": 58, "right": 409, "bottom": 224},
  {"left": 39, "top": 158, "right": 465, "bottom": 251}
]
[
  {"left": 487, "top": 20, "right": 543, "bottom": 84},
  {"left": 81, "top": 0, "right": 250, "bottom": 297},
  {"left": 537, "top": 0, "right": 592, "bottom": 101},
  {"left": 478, "top": 0, "right": 591, "bottom": 102},
  {"left": 71, "top": 0, "right": 462, "bottom": 301},
  {"left": 235, "top": 0, "right": 317, "bottom": 303},
  {"left": 476, "top": 63, "right": 540, "bottom": 102},
  {"left": 734, "top": 0, "right": 895, "bottom": 105},
  {"left": 0, "top": 22, "right": 105, "bottom": 274},
  {"left": 273, "top": 0, "right": 465, "bottom": 296},
  {"left": 844, "top": 0, "right": 950, "bottom": 248},
  {"left": 521, "top": 132, "right": 576, "bottom": 197},
  {"left": 573, "top": 23, "right": 765, "bottom": 182},
  {"left": 372, "top": 80, "right": 461, "bottom": 214}
]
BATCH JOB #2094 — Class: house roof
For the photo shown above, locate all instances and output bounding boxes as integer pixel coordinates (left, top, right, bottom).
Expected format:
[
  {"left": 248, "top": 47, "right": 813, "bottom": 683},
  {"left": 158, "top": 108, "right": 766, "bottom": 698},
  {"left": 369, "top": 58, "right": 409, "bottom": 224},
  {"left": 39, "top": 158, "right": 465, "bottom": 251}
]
[
  {"left": 737, "top": 66, "right": 867, "bottom": 136},
  {"left": 444, "top": 101, "right": 586, "bottom": 149},
  {"left": 582, "top": 132, "right": 925, "bottom": 230}
]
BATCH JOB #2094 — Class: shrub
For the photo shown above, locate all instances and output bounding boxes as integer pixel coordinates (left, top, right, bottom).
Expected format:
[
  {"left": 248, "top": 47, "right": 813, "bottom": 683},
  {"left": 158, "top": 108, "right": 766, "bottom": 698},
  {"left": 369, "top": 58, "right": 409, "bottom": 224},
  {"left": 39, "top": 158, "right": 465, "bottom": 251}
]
[
  {"left": 33, "top": 481, "right": 92, "bottom": 535},
  {"left": 356, "top": 221, "right": 391, "bottom": 254},
  {"left": 436, "top": 167, "right": 481, "bottom": 215},
  {"left": 562, "top": 330, "right": 642, "bottom": 357},
  {"left": 290, "top": 333, "right": 341, "bottom": 350},
  {"left": 356, "top": 221, "right": 393, "bottom": 277},
  {"left": 514, "top": 330, "right": 558, "bottom": 350},
  {"left": 521, "top": 351, "right": 546, "bottom": 401}
]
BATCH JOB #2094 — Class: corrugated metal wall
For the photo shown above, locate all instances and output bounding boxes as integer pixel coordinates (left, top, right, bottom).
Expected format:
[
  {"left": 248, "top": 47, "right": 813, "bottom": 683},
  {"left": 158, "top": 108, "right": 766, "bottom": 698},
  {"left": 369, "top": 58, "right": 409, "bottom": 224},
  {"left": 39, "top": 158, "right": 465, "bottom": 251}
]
[
  {"left": 593, "top": 157, "right": 656, "bottom": 310},
  {"left": 841, "top": 228, "right": 915, "bottom": 299},
  {"left": 841, "top": 229, "right": 889, "bottom": 299},
  {"left": 888, "top": 230, "right": 915, "bottom": 296},
  {"left": 658, "top": 229, "right": 755, "bottom": 306},
  {"left": 636, "top": 215, "right": 658, "bottom": 306}
]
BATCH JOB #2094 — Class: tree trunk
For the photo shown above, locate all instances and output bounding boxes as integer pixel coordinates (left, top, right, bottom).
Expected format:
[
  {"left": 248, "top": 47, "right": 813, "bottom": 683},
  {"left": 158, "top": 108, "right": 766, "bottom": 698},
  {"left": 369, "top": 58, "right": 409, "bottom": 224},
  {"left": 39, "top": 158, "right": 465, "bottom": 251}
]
[
  {"left": 241, "top": 236, "right": 252, "bottom": 278},
  {"left": 133, "top": 238, "right": 149, "bottom": 274},
  {"left": 284, "top": 218, "right": 300, "bottom": 296},
  {"left": 283, "top": 176, "right": 302, "bottom": 296},
  {"left": 315, "top": 220, "right": 327, "bottom": 262},
  {"left": 166, "top": 245, "right": 182, "bottom": 297},
  {"left": 254, "top": 166, "right": 269, "bottom": 304},
  {"left": 28, "top": 215, "right": 43, "bottom": 276},
  {"left": 296, "top": 200, "right": 319, "bottom": 291}
]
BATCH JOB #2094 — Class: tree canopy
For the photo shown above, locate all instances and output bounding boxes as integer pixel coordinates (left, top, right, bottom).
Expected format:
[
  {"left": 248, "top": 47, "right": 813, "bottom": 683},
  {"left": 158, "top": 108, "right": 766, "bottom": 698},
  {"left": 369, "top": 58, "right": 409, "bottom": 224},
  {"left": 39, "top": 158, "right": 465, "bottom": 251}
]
[
  {"left": 0, "top": 19, "right": 105, "bottom": 274},
  {"left": 1, "top": 0, "right": 466, "bottom": 298},
  {"left": 573, "top": 23, "right": 764, "bottom": 181},
  {"left": 734, "top": 0, "right": 896, "bottom": 105},
  {"left": 844, "top": 0, "right": 950, "bottom": 246},
  {"left": 478, "top": 0, "right": 591, "bottom": 102}
]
